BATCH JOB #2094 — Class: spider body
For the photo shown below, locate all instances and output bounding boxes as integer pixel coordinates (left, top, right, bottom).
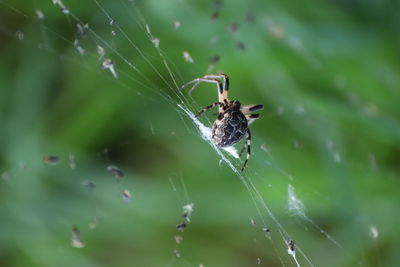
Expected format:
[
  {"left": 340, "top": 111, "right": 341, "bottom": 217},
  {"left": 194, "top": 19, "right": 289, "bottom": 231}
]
[
  {"left": 181, "top": 74, "right": 263, "bottom": 171},
  {"left": 212, "top": 102, "right": 248, "bottom": 147}
]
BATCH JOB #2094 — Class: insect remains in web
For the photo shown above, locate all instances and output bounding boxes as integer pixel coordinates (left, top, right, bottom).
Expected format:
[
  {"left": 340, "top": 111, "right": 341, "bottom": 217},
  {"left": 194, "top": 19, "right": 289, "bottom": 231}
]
[{"left": 180, "top": 73, "right": 263, "bottom": 171}]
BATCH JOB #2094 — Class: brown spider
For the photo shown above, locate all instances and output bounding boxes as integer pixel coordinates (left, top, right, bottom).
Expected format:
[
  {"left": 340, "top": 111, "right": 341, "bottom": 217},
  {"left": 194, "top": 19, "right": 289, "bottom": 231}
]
[{"left": 181, "top": 74, "right": 263, "bottom": 171}]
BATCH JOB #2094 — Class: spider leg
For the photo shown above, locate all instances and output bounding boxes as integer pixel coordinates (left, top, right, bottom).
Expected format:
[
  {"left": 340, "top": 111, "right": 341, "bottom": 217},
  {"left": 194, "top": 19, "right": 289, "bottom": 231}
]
[
  {"left": 245, "top": 114, "right": 260, "bottom": 125},
  {"left": 241, "top": 104, "right": 264, "bottom": 114},
  {"left": 241, "top": 129, "right": 251, "bottom": 171},
  {"left": 201, "top": 74, "right": 229, "bottom": 103},
  {"left": 180, "top": 74, "right": 229, "bottom": 112},
  {"left": 195, "top": 102, "right": 223, "bottom": 118},
  {"left": 238, "top": 143, "right": 246, "bottom": 158}
]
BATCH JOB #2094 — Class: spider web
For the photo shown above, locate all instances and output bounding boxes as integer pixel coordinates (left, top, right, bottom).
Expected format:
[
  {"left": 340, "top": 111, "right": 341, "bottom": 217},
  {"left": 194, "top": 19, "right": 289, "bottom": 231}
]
[{"left": 0, "top": 0, "right": 386, "bottom": 266}]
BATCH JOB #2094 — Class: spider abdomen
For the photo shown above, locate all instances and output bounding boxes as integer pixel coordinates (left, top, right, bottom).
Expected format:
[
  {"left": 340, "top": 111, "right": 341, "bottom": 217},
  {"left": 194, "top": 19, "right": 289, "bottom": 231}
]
[{"left": 212, "top": 110, "right": 248, "bottom": 147}]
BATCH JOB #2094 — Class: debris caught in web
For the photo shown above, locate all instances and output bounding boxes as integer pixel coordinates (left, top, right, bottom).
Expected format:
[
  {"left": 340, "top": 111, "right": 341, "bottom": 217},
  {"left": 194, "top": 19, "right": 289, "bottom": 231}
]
[
  {"left": 36, "top": 10, "right": 45, "bottom": 20},
  {"left": 369, "top": 225, "right": 378, "bottom": 240},
  {"left": 287, "top": 239, "right": 295, "bottom": 256},
  {"left": 176, "top": 222, "right": 186, "bottom": 232},
  {"left": 208, "top": 55, "right": 220, "bottom": 72},
  {"left": 15, "top": 30, "right": 24, "bottom": 41},
  {"left": 260, "top": 144, "right": 269, "bottom": 153},
  {"left": 76, "top": 23, "right": 89, "bottom": 37},
  {"left": 287, "top": 239, "right": 300, "bottom": 267},
  {"left": 265, "top": 18, "right": 284, "bottom": 40},
  {"left": 152, "top": 37, "right": 160, "bottom": 48},
  {"left": 97, "top": 45, "right": 105, "bottom": 60},
  {"left": 52, "top": 0, "right": 69, "bottom": 14},
  {"left": 173, "top": 249, "right": 181, "bottom": 258},
  {"left": 182, "top": 203, "right": 194, "bottom": 222},
  {"left": 173, "top": 20, "right": 181, "bottom": 29},
  {"left": 43, "top": 155, "right": 61, "bottom": 165},
  {"left": 74, "top": 39, "right": 85, "bottom": 55},
  {"left": 288, "top": 184, "right": 305, "bottom": 217},
  {"left": 122, "top": 190, "right": 132, "bottom": 202},
  {"left": 175, "top": 235, "right": 183, "bottom": 244},
  {"left": 71, "top": 225, "right": 85, "bottom": 248},
  {"left": 81, "top": 180, "right": 95, "bottom": 189},
  {"left": 261, "top": 227, "right": 270, "bottom": 233},
  {"left": 102, "top": 59, "right": 118, "bottom": 79},
  {"left": 183, "top": 51, "right": 194, "bottom": 63},
  {"left": 209, "top": 55, "right": 220, "bottom": 64},
  {"left": 106, "top": 165, "right": 124, "bottom": 179}
]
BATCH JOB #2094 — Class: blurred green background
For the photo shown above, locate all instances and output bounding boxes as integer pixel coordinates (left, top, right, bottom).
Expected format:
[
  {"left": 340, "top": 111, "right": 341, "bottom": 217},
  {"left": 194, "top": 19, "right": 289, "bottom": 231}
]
[{"left": 1, "top": 0, "right": 399, "bottom": 266}]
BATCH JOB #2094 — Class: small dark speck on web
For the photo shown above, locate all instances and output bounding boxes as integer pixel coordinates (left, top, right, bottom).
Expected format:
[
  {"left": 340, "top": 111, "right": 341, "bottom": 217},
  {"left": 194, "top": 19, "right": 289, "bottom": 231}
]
[
  {"left": 43, "top": 155, "right": 61, "bottom": 165},
  {"left": 122, "top": 190, "right": 132, "bottom": 202},
  {"left": 81, "top": 180, "right": 95, "bottom": 189},
  {"left": 107, "top": 165, "right": 124, "bottom": 179},
  {"left": 262, "top": 227, "right": 270, "bottom": 233},
  {"left": 176, "top": 222, "right": 186, "bottom": 232},
  {"left": 210, "top": 0, "right": 223, "bottom": 20},
  {"left": 209, "top": 55, "right": 220, "bottom": 64}
]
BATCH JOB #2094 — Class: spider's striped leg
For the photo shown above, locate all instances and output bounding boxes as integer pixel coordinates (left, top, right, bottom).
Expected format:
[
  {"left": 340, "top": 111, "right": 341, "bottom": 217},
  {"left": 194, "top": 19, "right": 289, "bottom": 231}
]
[
  {"left": 241, "top": 130, "right": 252, "bottom": 171},
  {"left": 245, "top": 114, "right": 260, "bottom": 125},
  {"left": 201, "top": 74, "right": 229, "bottom": 103},
  {"left": 195, "top": 102, "right": 223, "bottom": 118},
  {"left": 180, "top": 78, "right": 223, "bottom": 95},
  {"left": 238, "top": 143, "right": 246, "bottom": 158},
  {"left": 241, "top": 104, "right": 264, "bottom": 114},
  {"left": 180, "top": 77, "right": 226, "bottom": 112},
  {"left": 201, "top": 74, "right": 229, "bottom": 89}
]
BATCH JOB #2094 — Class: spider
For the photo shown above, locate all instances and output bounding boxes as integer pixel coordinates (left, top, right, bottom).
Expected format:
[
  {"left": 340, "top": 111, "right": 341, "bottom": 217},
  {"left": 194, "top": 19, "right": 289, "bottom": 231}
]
[{"left": 180, "top": 73, "right": 263, "bottom": 171}]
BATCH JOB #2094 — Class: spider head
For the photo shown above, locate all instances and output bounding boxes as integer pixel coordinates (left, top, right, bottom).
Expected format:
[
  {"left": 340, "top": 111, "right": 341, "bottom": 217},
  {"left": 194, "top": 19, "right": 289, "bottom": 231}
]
[{"left": 230, "top": 100, "right": 241, "bottom": 109}]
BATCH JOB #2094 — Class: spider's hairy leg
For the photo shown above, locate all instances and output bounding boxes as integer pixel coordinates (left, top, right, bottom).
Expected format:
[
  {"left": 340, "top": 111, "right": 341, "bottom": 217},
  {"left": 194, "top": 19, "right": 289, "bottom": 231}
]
[
  {"left": 241, "top": 130, "right": 252, "bottom": 171},
  {"left": 245, "top": 114, "right": 260, "bottom": 125},
  {"left": 195, "top": 102, "right": 223, "bottom": 118},
  {"left": 180, "top": 78, "right": 223, "bottom": 97},
  {"left": 241, "top": 104, "right": 264, "bottom": 114},
  {"left": 202, "top": 74, "right": 229, "bottom": 103}
]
